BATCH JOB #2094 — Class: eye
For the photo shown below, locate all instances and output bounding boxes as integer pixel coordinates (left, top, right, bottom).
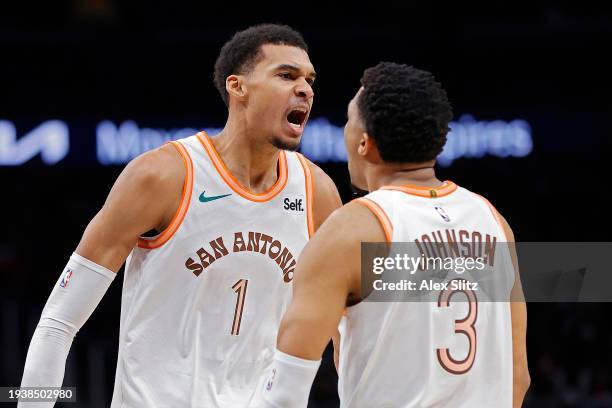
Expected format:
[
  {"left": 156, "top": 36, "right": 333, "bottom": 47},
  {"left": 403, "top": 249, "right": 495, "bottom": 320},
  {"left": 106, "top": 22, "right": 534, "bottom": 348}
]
[
  {"left": 278, "top": 72, "right": 293, "bottom": 80},
  {"left": 306, "top": 78, "right": 315, "bottom": 86}
]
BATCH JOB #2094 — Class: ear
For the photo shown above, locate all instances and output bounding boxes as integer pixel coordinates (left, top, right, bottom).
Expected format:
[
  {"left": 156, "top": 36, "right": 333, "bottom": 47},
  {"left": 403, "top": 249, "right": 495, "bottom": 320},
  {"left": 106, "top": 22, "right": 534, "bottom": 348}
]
[
  {"left": 226, "top": 74, "right": 247, "bottom": 101},
  {"left": 358, "top": 132, "right": 382, "bottom": 162}
]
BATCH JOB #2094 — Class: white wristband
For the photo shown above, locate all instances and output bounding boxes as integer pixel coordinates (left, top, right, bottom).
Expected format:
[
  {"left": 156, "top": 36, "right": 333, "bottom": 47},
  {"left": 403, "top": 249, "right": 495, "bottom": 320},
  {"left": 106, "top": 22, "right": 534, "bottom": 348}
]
[{"left": 258, "top": 349, "right": 321, "bottom": 408}]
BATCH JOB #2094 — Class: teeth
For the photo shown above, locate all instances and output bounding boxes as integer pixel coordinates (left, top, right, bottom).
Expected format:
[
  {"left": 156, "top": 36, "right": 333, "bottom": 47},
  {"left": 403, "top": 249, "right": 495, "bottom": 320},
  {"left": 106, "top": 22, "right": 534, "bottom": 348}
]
[{"left": 289, "top": 122, "right": 301, "bottom": 130}]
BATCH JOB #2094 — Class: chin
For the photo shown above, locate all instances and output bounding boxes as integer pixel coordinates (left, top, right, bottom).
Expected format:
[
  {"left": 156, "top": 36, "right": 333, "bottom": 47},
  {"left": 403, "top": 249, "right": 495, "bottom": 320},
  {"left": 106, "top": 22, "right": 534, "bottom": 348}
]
[{"left": 271, "top": 136, "right": 301, "bottom": 151}]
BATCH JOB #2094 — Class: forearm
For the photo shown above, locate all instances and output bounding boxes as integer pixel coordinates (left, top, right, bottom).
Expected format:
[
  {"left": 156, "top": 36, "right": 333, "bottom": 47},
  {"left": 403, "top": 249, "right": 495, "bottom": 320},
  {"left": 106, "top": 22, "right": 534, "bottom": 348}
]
[
  {"left": 513, "top": 362, "right": 530, "bottom": 408},
  {"left": 277, "top": 307, "right": 338, "bottom": 360},
  {"left": 511, "top": 301, "right": 530, "bottom": 407},
  {"left": 21, "top": 320, "right": 74, "bottom": 386},
  {"left": 19, "top": 253, "right": 115, "bottom": 407},
  {"left": 19, "top": 320, "right": 75, "bottom": 408}
]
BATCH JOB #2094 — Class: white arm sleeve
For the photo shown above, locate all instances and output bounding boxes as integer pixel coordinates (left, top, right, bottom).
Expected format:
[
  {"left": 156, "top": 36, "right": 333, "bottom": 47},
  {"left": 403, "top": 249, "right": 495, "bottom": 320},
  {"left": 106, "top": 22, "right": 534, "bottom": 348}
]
[
  {"left": 256, "top": 349, "right": 321, "bottom": 408},
  {"left": 19, "top": 253, "right": 115, "bottom": 407}
]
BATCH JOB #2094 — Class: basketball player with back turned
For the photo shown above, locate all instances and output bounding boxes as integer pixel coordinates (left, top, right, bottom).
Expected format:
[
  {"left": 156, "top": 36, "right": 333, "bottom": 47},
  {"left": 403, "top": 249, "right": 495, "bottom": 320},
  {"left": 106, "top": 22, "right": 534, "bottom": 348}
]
[
  {"left": 19, "top": 24, "right": 341, "bottom": 407},
  {"left": 257, "top": 63, "right": 530, "bottom": 408}
]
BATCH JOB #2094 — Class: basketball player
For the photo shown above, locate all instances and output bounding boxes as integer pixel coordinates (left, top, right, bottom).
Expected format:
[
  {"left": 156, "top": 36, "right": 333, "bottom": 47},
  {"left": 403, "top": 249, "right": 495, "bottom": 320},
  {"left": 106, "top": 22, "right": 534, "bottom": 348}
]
[
  {"left": 257, "top": 63, "right": 530, "bottom": 407},
  {"left": 19, "top": 24, "right": 341, "bottom": 407}
]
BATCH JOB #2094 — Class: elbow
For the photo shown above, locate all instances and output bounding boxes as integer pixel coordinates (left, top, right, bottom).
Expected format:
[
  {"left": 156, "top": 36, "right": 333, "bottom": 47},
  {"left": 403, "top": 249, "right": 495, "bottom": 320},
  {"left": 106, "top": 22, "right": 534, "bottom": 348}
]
[
  {"left": 521, "top": 372, "right": 531, "bottom": 393},
  {"left": 515, "top": 365, "right": 531, "bottom": 396},
  {"left": 522, "top": 370, "right": 531, "bottom": 393}
]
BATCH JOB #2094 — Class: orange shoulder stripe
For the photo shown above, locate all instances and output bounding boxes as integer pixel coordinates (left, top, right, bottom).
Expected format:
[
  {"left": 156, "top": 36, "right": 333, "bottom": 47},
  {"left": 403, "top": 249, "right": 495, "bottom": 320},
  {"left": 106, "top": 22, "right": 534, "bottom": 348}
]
[
  {"left": 476, "top": 194, "right": 509, "bottom": 241},
  {"left": 354, "top": 197, "right": 393, "bottom": 243},
  {"left": 296, "top": 153, "right": 315, "bottom": 238},
  {"left": 138, "top": 141, "right": 194, "bottom": 249}
]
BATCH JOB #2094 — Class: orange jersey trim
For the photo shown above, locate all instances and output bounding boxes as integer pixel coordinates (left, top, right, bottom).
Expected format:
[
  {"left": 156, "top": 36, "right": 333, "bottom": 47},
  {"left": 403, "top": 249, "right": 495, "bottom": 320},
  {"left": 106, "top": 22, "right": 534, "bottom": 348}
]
[
  {"left": 476, "top": 195, "right": 509, "bottom": 241},
  {"left": 138, "top": 141, "right": 194, "bottom": 249},
  {"left": 354, "top": 198, "right": 393, "bottom": 243},
  {"left": 296, "top": 153, "right": 315, "bottom": 237},
  {"left": 196, "top": 132, "right": 288, "bottom": 203},
  {"left": 381, "top": 181, "right": 458, "bottom": 198}
]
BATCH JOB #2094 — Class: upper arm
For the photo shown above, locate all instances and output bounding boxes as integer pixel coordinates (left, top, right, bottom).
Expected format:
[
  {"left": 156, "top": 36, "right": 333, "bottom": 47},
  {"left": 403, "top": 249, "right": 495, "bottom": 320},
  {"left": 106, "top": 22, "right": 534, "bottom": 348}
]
[
  {"left": 497, "top": 212, "right": 530, "bottom": 399},
  {"left": 495, "top": 212, "right": 524, "bottom": 301},
  {"left": 75, "top": 143, "right": 185, "bottom": 272},
  {"left": 277, "top": 201, "right": 386, "bottom": 359},
  {"left": 305, "top": 159, "right": 342, "bottom": 232},
  {"left": 494, "top": 211, "right": 526, "bottom": 314}
]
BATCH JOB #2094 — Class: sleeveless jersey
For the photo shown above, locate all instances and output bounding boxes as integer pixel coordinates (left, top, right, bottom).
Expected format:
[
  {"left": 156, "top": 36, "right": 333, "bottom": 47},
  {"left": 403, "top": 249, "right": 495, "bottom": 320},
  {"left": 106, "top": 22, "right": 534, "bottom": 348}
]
[
  {"left": 338, "top": 182, "right": 514, "bottom": 408},
  {"left": 111, "top": 132, "right": 313, "bottom": 407}
]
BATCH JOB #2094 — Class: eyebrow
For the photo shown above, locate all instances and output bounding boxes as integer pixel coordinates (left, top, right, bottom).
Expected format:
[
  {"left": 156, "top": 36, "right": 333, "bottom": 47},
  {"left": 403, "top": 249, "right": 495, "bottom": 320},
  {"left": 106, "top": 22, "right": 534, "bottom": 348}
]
[{"left": 275, "top": 64, "right": 317, "bottom": 80}]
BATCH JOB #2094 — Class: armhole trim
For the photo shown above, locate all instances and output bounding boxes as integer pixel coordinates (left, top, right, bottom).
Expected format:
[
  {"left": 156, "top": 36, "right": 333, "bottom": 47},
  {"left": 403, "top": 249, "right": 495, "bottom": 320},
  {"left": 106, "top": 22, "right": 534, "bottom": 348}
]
[
  {"left": 354, "top": 197, "right": 393, "bottom": 243},
  {"left": 137, "top": 141, "right": 194, "bottom": 249},
  {"left": 476, "top": 194, "right": 509, "bottom": 241},
  {"left": 296, "top": 153, "right": 315, "bottom": 238}
]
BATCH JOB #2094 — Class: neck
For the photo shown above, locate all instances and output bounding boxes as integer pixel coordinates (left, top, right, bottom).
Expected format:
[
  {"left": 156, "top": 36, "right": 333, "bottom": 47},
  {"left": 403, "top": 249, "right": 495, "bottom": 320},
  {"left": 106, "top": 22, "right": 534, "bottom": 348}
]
[
  {"left": 365, "top": 161, "right": 442, "bottom": 192},
  {"left": 211, "top": 109, "right": 281, "bottom": 193}
]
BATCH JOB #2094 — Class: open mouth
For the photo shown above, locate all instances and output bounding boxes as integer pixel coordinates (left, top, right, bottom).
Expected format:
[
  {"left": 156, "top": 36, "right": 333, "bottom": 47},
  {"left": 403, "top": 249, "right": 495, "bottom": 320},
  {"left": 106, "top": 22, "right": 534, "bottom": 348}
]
[{"left": 286, "top": 108, "right": 308, "bottom": 131}]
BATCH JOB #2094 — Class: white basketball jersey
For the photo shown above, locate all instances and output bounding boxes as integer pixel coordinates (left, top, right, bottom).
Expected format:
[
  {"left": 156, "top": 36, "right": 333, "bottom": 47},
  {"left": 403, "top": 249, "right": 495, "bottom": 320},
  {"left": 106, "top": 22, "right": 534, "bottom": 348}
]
[
  {"left": 111, "top": 132, "right": 313, "bottom": 407},
  {"left": 338, "top": 182, "right": 514, "bottom": 408}
]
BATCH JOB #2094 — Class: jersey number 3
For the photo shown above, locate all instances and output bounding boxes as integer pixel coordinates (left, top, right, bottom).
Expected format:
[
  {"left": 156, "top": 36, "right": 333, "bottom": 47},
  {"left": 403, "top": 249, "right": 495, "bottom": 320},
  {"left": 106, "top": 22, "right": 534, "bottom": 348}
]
[
  {"left": 231, "top": 279, "right": 248, "bottom": 336},
  {"left": 436, "top": 279, "right": 478, "bottom": 374}
]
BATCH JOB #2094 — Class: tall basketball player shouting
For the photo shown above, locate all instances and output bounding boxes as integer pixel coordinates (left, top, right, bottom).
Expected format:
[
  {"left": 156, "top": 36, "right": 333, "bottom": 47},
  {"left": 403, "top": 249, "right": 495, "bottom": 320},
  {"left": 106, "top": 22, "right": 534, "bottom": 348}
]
[{"left": 19, "top": 24, "right": 341, "bottom": 407}]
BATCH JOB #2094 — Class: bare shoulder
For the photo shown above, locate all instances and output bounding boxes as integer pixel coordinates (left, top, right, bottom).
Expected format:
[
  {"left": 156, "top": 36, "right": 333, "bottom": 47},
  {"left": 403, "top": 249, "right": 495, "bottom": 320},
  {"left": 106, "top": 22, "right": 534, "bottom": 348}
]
[
  {"left": 476, "top": 192, "right": 515, "bottom": 242},
  {"left": 496, "top": 212, "right": 515, "bottom": 241},
  {"left": 484, "top": 200, "right": 515, "bottom": 242},
  {"left": 311, "top": 199, "right": 387, "bottom": 247},
  {"left": 100, "top": 142, "right": 186, "bottom": 234},
  {"left": 120, "top": 142, "right": 185, "bottom": 190},
  {"left": 76, "top": 143, "right": 186, "bottom": 270},
  {"left": 303, "top": 156, "right": 338, "bottom": 196},
  {"left": 300, "top": 155, "right": 342, "bottom": 231}
]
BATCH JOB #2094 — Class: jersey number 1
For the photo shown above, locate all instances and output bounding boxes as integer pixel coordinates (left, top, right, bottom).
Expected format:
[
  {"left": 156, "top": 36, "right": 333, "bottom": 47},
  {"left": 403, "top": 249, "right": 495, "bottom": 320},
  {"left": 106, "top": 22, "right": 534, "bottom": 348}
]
[
  {"left": 436, "top": 279, "right": 478, "bottom": 374},
  {"left": 231, "top": 279, "right": 248, "bottom": 336}
]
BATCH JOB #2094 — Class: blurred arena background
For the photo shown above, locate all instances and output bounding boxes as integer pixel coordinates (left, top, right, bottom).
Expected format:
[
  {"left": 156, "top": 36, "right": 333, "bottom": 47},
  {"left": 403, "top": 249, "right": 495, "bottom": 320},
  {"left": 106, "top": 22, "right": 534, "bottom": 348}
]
[{"left": 1, "top": 1, "right": 611, "bottom": 406}]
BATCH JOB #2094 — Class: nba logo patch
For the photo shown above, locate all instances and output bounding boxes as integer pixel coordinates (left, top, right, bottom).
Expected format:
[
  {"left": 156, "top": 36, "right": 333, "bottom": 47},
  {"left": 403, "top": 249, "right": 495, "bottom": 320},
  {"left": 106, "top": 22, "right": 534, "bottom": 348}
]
[
  {"left": 59, "top": 268, "right": 73, "bottom": 288},
  {"left": 434, "top": 206, "right": 451, "bottom": 222},
  {"left": 266, "top": 368, "right": 276, "bottom": 391}
]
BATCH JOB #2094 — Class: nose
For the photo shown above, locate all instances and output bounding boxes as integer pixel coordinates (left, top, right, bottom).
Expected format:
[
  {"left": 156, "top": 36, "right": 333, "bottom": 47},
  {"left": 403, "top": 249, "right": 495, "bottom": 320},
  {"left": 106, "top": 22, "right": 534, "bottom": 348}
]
[{"left": 295, "top": 79, "right": 314, "bottom": 100}]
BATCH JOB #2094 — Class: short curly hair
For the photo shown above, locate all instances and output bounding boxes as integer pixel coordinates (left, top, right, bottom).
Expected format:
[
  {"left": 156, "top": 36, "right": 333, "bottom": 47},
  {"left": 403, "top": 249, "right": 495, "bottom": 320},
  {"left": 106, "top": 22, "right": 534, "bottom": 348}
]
[
  {"left": 357, "top": 62, "right": 453, "bottom": 163},
  {"left": 213, "top": 24, "right": 308, "bottom": 106}
]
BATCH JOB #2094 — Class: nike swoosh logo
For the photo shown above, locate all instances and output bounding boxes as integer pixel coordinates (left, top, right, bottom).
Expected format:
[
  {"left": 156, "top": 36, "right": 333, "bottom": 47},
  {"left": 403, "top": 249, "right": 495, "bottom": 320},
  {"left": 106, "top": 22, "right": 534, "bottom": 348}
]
[{"left": 199, "top": 191, "right": 232, "bottom": 203}]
